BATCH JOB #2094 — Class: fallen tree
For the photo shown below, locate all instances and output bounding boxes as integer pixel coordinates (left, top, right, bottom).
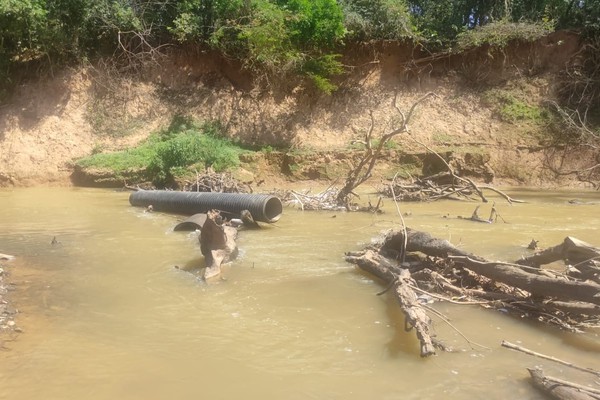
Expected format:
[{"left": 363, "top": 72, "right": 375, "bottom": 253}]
[
  {"left": 518, "top": 237, "right": 600, "bottom": 284},
  {"left": 283, "top": 93, "right": 522, "bottom": 211},
  {"left": 528, "top": 368, "right": 600, "bottom": 400},
  {"left": 345, "top": 228, "right": 600, "bottom": 356},
  {"left": 501, "top": 340, "right": 600, "bottom": 400},
  {"left": 345, "top": 250, "right": 436, "bottom": 357}
]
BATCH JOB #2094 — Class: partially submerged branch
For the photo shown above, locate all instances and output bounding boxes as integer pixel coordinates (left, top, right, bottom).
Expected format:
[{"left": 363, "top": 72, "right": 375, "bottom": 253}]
[
  {"left": 345, "top": 229, "right": 600, "bottom": 357},
  {"left": 345, "top": 250, "right": 436, "bottom": 357},
  {"left": 528, "top": 368, "right": 600, "bottom": 400},
  {"left": 502, "top": 341, "right": 600, "bottom": 378}
]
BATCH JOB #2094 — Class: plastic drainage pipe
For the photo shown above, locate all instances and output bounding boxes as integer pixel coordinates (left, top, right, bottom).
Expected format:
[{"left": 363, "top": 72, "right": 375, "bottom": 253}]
[{"left": 129, "top": 190, "right": 283, "bottom": 223}]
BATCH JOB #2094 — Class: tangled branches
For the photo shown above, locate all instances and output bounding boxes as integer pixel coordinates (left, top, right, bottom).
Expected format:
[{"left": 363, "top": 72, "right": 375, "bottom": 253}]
[
  {"left": 335, "top": 92, "right": 437, "bottom": 209},
  {"left": 556, "top": 38, "right": 600, "bottom": 119},
  {"left": 182, "top": 170, "right": 252, "bottom": 193}
]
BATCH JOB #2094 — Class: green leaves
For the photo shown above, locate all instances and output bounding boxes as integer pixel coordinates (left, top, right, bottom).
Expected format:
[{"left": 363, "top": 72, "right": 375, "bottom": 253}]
[
  {"left": 77, "top": 118, "right": 243, "bottom": 187},
  {"left": 456, "top": 20, "right": 552, "bottom": 50},
  {"left": 238, "top": 0, "right": 298, "bottom": 69},
  {"left": 340, "top": 0, "right": 415, "bottom": 41}
]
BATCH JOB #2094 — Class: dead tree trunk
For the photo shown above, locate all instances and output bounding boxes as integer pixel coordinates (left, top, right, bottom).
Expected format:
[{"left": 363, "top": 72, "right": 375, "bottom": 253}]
[
  {"left": 450, "top": 256, "right": 600, "bottom": 305},
  {"left": 528, "top": 368, "right": 600, "bottom": 400},
  {"left": 336, "top": 92, "right": 436, "bottom": 208},
  {"left": 345, "top": 250, "right": 437, "bottom": 357},
  {"left": 382, "top": 229, "right": 600, "bottom": 306},
  {"left": 518, "top": 237, "right": 600, "bottom": 267}
]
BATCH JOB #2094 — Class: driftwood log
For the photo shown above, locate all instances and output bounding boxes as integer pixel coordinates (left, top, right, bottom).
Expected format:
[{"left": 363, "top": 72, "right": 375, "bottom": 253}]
[
  {"left": 345, "top": 250, "right": 436, "bottom": 357},
  {"left": 346, "top": 228, "right": 600, "bottom": 356},
  {"left": 518, "top": 237, "right": 600, "bottom": 283},
  {"left": 502, "top": 341, "right": 600, "bottom": 378},
  {"left": 383, "top": 229, "right": 600, "bottom": 306},
  {"left": 519, "top": 237, "right": 600, "bottom": 267},
  {"left": 528, "top": 368, "right": 600, "bottom": 400},
  {"left": 200, "top": 210, "right": 238, "bottom": 279}
]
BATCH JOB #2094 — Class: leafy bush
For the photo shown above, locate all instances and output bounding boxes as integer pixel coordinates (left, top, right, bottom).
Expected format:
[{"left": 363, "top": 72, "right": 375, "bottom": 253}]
[
  {"left": 76, "top": 141, "right": 158, "bottom": 172},
  {"left": 77, "top": 118, "right": 243, "bottom": 187},
  {"left": 280, "top": 0, "right": 346, "bottom": 49},
  {"left": 340, "top": 0, "right": 416, "bottom": 41},
  {"left": 237, "top": 0, "right": 299, "bottom": 71},
  {"left": 147, "top": 129, "right": 241, "bottom": 184},
  {"left": 301, "top": 54, "right": 344, "bottom": 93},
  {"left": 456, "top": 20, "right": 551, "bottom": 50}
]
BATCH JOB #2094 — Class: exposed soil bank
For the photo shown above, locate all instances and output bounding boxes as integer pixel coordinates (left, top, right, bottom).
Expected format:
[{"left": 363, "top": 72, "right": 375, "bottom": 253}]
[{"left": 0, "top": 31, "right": 594, "bottom": 188}]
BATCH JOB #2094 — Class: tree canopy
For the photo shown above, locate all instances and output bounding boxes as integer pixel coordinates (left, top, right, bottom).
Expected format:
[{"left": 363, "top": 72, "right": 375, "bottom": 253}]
[{"left": 0, "top": 0, "right": 598, "bottom": 94}]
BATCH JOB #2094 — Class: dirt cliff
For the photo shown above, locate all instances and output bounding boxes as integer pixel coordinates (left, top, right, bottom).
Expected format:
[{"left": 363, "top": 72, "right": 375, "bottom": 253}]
[{"left": 0, "top": 31, "right": 591, "bottom": 187}]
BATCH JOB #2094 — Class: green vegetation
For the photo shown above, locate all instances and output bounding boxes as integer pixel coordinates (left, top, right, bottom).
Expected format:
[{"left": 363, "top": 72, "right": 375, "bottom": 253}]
[
  {"left": 340, "top": 0, "right": 416, "bottom": 41},
  {"left": 2, "top": 0, "right": 599, "bottom": 97},
  {"left": 76, "top": 142, "right": 157, "bottom": 172},
  {"left": 76, "top": 118, "right": 244, "bottom": 186},
  {"left": 456, "top": 20, "right": 551, "bottom": 50},
  {"left": 483, "top": 89, "right": 548, "bottom": 124}
]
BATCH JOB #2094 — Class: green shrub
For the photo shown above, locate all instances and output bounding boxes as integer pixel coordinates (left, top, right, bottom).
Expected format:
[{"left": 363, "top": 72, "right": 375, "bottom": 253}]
[
  {"left": 301, "top": 54, "right": 344, "bottom": 93},
  {"left": 456, "top": 20, "right": 551, "bottom": 50},
  {"left": 499, "top": 100, "right": 546, "bottom": 123},
  {"left": 340, "top": 0, "right": 415, "bottom": 41},
  {"left": 76, "top": 143, "right": 157, "bottom": 172},
  {"left": 147, "top": 130, "right": 240, "bottom": 184},
  {"left": 77, "top": 118, "right": 243, "bottom": 187}
]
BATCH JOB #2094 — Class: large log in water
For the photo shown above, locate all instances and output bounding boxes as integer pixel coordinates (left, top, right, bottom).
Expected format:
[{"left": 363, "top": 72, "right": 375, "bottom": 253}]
[
  {"left": 347, "top": 229, "right": 600, "bottom": 357},
  {"left": 528, "top": 368, "right": 600, "bottom": 400},
  {"left": 345, "top": 249, "right": 436, "bottom": 357},
  {"left": 518, "top": 237, "right": 600, "bottom": 267},
  {"left": 383, "top": 229, "right": 600, "bottom": 306}
]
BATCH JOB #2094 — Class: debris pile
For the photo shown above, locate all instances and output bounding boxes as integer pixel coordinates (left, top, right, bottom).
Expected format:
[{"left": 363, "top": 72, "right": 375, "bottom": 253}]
[{"left": 345, "top": 228, "right": 600, "bottom": 357}]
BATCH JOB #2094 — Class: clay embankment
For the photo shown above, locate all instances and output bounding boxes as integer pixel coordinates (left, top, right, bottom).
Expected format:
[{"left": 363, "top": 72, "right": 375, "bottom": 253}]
[{"left": 0, "top": 31, "right": 591, "bottom": 188}]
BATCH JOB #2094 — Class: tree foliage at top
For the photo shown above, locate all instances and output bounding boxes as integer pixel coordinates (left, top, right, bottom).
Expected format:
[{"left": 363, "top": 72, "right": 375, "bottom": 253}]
[
  {"left": 339, "top": 0, "right": 416, "bottom": 41},
  {"left": 0, "top": 0, "right": 599, "bottom": 96}
]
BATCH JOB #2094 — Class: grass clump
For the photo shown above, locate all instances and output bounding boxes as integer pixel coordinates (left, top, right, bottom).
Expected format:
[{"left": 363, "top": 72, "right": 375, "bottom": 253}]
[
  {"left": 76, "top": 142, "right": 158, "bottom": 172},
  {"left": 482, "top": 89, "right": 548, "bottom": 123},
  {"left": 76, "top": 117, "right": 244, "bottom": 186}
]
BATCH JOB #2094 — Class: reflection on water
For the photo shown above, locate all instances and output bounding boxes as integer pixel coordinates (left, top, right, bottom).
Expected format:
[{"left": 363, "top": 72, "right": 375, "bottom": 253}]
[{"left": 0, "top": 187, "right": 599, "bottom": 400}]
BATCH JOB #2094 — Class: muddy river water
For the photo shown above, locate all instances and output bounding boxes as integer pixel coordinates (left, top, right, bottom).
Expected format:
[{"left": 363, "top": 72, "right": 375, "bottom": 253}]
[{"left": 0, "top": 187, "right": 599, "bottom": 400}]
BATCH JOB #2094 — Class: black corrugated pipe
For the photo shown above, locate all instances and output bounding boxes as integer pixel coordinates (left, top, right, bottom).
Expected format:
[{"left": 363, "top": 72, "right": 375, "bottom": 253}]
[{"left": 129, "top": 190, "right": 283, "bottom": 223}]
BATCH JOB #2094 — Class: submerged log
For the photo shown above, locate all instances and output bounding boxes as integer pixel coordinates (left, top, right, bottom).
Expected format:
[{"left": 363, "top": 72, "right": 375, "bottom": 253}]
[
  {"left": 450, "top": 256, "right": 600, "bottom": 306},
  {"left": 383, "top": 229, "right": 600, "bottom": 306},
  {"left": 200, "top": 210, "right": 238, "bottom": 279},
  {"left": 528, "top": 368, "right": 600, "bottom": 400},
  {"left": 345, "top": 250, "right": 436, "bottom": 357},
  {"left": 518, "top": 237, "right": 600, "bottom": 267}
]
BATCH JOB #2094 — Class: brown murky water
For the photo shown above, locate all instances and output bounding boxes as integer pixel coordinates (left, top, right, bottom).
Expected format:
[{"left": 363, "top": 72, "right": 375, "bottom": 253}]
[{"left": 0, "top": 187, "right": 599, "bottom": 400}]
